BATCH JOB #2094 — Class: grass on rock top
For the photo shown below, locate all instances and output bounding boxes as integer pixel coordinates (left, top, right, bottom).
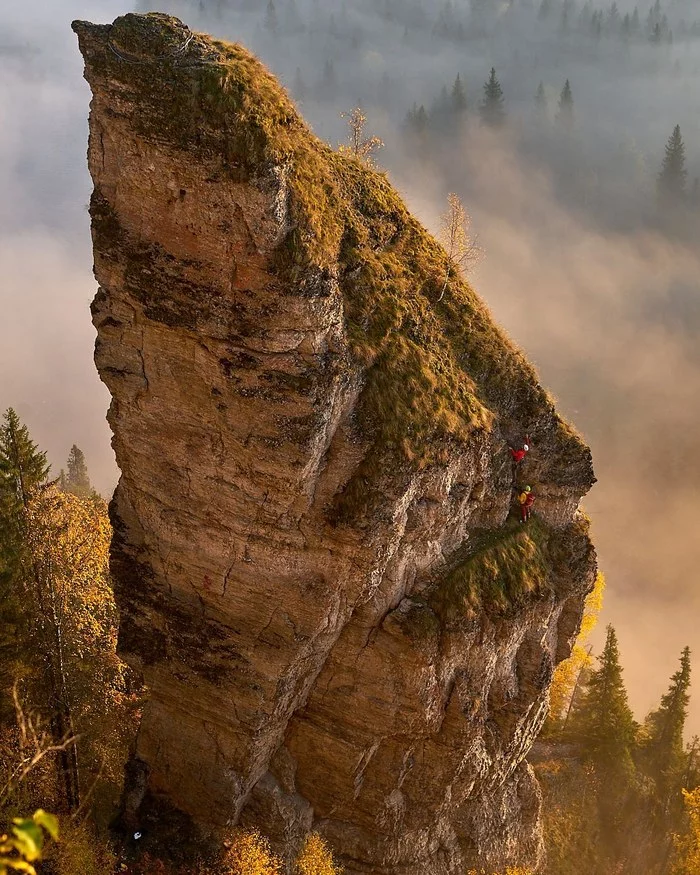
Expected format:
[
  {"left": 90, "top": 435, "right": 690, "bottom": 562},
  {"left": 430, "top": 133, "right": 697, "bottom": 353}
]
[{"left": 79, "top": 13, "right": 587, "bottom": 488}]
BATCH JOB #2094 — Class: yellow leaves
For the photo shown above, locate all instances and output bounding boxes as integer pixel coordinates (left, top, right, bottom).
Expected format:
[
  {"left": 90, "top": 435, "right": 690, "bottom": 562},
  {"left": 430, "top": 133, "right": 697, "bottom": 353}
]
[
  {"left": 224, "top": 831, "right": 343, "bottom": 875},
  {"left": 223, "top": 831, "right": 281, "bottom": 875},
  {"left": 0, "top": 810, "right": 59, "bottom": 875},
  {"left": 466, "top": 869, "right": 533, "bottom": 875},
  {"left": 25, "top": 485, "right": 114, "bottom": 656},
  {"left": 671, "top": 788, "right": 700, "bottom": 874},
  {"left": 294, "top": 833, "right": 342, "bottom": 875},
  {"left": 547, "top": 572, "right": 605, "bottom": 726}
]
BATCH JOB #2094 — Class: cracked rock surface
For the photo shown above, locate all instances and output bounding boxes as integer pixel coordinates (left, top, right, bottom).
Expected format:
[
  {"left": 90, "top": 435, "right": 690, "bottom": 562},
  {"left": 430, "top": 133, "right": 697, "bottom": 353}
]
[{"left": 74, "top": 13, "right": 596, "bottom": 873}]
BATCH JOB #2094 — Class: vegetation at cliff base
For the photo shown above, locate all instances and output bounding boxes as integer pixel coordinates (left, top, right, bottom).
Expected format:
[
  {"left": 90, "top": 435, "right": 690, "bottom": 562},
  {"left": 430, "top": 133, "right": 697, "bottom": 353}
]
[
  {"left": 538, "top": 624, "right": 700, "bottom": 874},
  {"left": 0, "top": 408, "right": 138, "bottom": 874}
]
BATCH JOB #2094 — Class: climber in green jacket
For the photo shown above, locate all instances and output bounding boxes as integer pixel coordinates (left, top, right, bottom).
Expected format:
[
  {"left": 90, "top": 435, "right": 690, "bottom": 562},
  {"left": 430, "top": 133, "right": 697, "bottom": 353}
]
[{"left": 518, "top": 485, "right": 535, "bottom": 523}]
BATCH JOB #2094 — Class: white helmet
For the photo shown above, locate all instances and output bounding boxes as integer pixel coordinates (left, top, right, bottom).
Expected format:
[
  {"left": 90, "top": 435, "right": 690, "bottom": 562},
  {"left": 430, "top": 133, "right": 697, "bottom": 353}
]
[
  {"left": 134, "top": 832, "right": 142, "bottom": 841},
  {"left": 523, "top": 444, "right": 529, "bottom": 451}
]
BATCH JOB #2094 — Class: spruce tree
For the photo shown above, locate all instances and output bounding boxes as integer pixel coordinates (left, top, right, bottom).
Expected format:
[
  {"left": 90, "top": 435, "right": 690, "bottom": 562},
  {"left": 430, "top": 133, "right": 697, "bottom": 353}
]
[
  {"left": 0, "top": 409, "right": 49, "bottom": 716},
  {"left": 0, "top": 408, "right": 49, "bottom": 513},
  {"left": 264, "top": 0, "right": 278, "bottom": 33},
  {"left": 431, "top": 85, "right": 452, "bottom": 131},
  {"left": 0, "top": 407, "right": 50, "bottom": 573},
  {"left": 556, "top": 79, "right": 574, "bottom": 127},
  {"left": 644, "top": 647, "right": 692, "bottom": 794},
  {"left": 64, "top": 445, "right": 92, "bottom": 499},
  {"left": 535, "top": 81, "right": 548, "bottom": 119},
  {"left": 319, "top": 59, "right": 337, "bottom": 99},
  {"left": 451, "top": 73, "right": 468, "bottom": 116},
  {"left": 570, "top": 626, "right": 637, "bottom": 774},
  {"left": 658, "top": 124, "right": 687, "bottom": 203},
  {"left": 631, "top": 7, "right": 640, "bottom": 32},
  {"left": 480, "top": 68, "right": 505, "bottom": 127}
]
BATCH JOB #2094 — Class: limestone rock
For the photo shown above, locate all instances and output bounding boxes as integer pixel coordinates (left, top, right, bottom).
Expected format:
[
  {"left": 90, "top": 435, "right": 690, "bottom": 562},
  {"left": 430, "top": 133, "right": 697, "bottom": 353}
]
[{"left": 73, "top": 13, "right": 596, "bottom": 873}]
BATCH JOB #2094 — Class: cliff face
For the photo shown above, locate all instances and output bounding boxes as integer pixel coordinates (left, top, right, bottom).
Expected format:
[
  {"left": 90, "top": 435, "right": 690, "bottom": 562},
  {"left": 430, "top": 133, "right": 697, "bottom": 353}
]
[{"left": 73, "top": 14, "right": 596, "bottom": 873}]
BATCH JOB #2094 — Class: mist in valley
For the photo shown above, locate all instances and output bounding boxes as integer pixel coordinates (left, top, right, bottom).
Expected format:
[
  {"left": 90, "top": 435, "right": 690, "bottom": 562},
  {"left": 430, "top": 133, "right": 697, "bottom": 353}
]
[{"left": 2, "top": 0, "right": 700, "bottom": 733}]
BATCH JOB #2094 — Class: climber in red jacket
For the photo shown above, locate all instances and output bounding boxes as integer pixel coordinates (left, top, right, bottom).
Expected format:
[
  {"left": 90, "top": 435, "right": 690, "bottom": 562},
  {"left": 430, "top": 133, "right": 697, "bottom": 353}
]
[{"left": 509, "top": 438, "right": 530, "bottom": 465}]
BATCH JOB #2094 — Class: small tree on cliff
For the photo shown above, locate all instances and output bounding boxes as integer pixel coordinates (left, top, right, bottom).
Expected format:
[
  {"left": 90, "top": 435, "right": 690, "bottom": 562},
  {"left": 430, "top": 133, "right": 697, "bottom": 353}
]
[
  {"left": 338, "top": 107, "right": 384, "bottom": 165},
  {"left": 436, "top": 193, "right": 481, "bottom": 301}
]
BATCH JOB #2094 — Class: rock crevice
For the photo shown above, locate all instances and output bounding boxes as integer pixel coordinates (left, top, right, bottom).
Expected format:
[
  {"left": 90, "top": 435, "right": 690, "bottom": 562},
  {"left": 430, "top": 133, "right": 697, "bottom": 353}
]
[{"left": 74, "top": 13, "right": 596, "bottom": 873}]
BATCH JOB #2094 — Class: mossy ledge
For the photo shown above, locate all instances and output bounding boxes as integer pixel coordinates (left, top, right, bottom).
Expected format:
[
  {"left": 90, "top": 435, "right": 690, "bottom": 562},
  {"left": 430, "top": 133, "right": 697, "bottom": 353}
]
[
  {"left": 431, "top": 513, "right": 594, "bottom": 621},
  {"left": 72, "top": 12, "right": 594, "bottom": 519}
]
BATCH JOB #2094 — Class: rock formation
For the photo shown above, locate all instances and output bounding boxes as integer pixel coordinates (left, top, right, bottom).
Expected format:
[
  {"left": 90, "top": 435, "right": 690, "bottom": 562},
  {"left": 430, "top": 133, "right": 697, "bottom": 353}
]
[{"left": 73, "top": 13, "right": 596, "bottom": 873}]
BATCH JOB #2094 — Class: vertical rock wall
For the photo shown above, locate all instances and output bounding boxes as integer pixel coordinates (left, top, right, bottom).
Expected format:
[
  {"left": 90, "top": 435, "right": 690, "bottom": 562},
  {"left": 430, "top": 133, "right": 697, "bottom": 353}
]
[{"left": 74, "top": 14, "right": 596, "bottom": 873}]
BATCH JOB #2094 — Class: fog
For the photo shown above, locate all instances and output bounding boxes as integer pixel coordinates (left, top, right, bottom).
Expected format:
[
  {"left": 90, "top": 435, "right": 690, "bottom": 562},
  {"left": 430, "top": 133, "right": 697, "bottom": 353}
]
[{"left": 2, "top": 0, "right": 700, "bottom": 728}]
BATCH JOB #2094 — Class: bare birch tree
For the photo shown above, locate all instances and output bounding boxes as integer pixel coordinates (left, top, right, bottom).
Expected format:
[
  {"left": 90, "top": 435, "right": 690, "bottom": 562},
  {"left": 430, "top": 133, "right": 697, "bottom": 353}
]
[
  {"left": 437, "top": 193, "right": 481, "bottom": 301},
  {"left": 338, "top": 107, "right": 384, "bottom": 165}
]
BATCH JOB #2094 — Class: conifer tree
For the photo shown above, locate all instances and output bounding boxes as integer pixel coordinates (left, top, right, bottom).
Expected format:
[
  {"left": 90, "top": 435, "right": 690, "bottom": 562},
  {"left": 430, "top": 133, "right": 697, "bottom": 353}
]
[
  {"left": 556, "top": 79, "right": 574, "bottom": 127},
  {"left": 431, "top": 85, "right": 452, "bottom": 131},
  {"left": 480, "top": 68, "right": 505, "bottom": 127},
  {"left": 658, "top": 125, "right": 687, "bottom": 203},
  {"left": 0, "top": 409, "right": 49, "bottom": 516},
  {"left": 607, "top": 2, "right": 621, "bottom": 33},
  {"left": 570, "top": 626, "right": 637, "bottom": 774},
  {"left": 643, "top": 647, "right": 692, "bottom": 795},
  {"left": 534, "top": 82, "right": 548, "bottom": 122},
  {"left": 264, "top": 0, "right": 278, "bottom": 34},
  {"left": 0, "top": 410, "right": 49, "bottom": 714},
  {"left": 64, "top": 445, "right": 92, "bottom": 499},
  {"left": 293, "top": 67, "right": 307, "bottom": 101},
  {"left": 319, "top": 59, "right": 337, "bottom": 100},
  {"left": 451, "top": 73, "right": 468, "bottom": 116}
]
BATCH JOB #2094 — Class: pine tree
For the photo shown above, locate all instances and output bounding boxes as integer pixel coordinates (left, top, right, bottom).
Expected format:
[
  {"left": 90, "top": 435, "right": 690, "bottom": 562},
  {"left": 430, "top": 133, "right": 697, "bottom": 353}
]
[
  {"left": 264, "top": 0, "right": 278, "bottom": 33},
  {"left": 556, "top": 79, "right": 574, "bottom": 127},
  {"left": 451, "top": 74, "right": 468, "bottom": 116},
  {"left": 631, "top": 6, "right": 640, "bottom": 32},
  {"left": 570, "top": 626, "right": 637, "bottom": 775},
  {"left": 658, "top": 124, "right": 687, "bottom": 203},
  {"left": 643, "top": 647, "right": 692, "bottom": 795},
  {"left": 293, "top": 66, "right": 307, "bottom": 101},
  {"left": 319, "top": 59, "right": 337, "bottom": 100},
  {"left": 0, "top": 409, "right": 49, "bottom": 716},
  {"left": 480, "top": 68, "right": 505, "bottom": 126},
  {"left": 64, "top": 445, "right": 92, "bottom": 499},
  {"left": 607, "top": 2, "right": 621, "bottom": 33},
  {"left": 431, "top": 85, "right": 452, "bottom": 131},
  {"left": 538, "top": 0, "right": 552, "bottom": 20},
  {"left": 535, "top": 81, "right": 548, "bottom": 119},
  {"left": 0, "top": 409, "right": 49, "bottom": 515}
]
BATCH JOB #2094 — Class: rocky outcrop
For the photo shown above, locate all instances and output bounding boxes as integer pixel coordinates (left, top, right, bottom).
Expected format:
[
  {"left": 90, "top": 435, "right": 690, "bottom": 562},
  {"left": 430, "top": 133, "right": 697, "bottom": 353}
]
[{"left": 73, "top": 13, "right": 596, "bottom": 873}]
